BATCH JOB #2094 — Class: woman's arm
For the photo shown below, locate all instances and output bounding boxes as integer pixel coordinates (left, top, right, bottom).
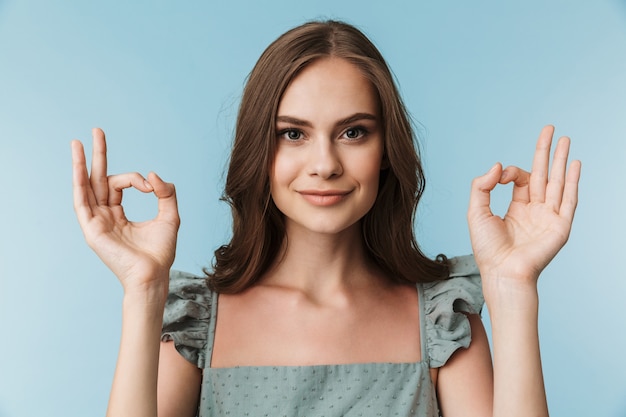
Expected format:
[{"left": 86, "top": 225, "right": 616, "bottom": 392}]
[
  {"left": 157, "top": 341, "right": 203, "bottom": 417},
  {"left": 72, "top": 128, "right": 181, "bottom": 417},
  {"left": 465, "top": 125, "right": 581, "bottom": 416},
  {"left": 108, "top": 292, "right": 167, "bottom": 417},
  {"left": 486, "top": 280, "right": 546, "bottom": 415},
  {"left": 436, "top": 314, "right": 494, "bottom": 417}
]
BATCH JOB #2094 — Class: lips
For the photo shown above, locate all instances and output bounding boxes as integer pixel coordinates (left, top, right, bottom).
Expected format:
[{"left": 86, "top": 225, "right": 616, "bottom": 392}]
[{"left": 298, "top": 189, "right": 352, "bottom": 206}]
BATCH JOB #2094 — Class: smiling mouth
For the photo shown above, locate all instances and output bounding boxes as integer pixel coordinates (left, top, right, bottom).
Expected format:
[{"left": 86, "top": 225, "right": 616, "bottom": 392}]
[{"left": 298, "top": 190, "right": 351, "bottom": 206}]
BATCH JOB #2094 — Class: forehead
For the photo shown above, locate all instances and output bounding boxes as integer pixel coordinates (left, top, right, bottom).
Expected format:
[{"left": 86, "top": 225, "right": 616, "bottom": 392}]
[{"left": 277, "top": 57, "right": 379, "bottom": 120}]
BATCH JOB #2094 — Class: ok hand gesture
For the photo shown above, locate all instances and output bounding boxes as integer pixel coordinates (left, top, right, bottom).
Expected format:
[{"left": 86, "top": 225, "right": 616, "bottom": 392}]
[
  {"left": 467, "top": 126, "right": 581, "bottom": 299},
  {"left": 71, "top": 128, "right": 180, "bottom": 298}
]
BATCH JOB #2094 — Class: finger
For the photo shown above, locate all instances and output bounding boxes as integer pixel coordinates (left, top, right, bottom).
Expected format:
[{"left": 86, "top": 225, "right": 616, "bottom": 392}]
[
  {"left": 468, "top": 163, "right": 502, "bottom": 221},
  {"left": 71, "top": 139, "right": 96, "bottom": 223},
  {"left": 107, "top": 172, "right": 154, "bottom": 206},
  {"left": 529, "top": 125, "right": 554, "bottom": 203},
  {"left": 500, "top": 166, "right": 530, "bottom": 203},
  {"left": 147, "top": 172, "right": 180, "bottom": 226},
  {"left": 90, "top": 128, "right": 109, "bottom": 205},
  {"left": 559, "top": 160, "right": 581, "bottom": 222},
  {"left": 545, "top": 136, "right": 571, "bottom": 211}
]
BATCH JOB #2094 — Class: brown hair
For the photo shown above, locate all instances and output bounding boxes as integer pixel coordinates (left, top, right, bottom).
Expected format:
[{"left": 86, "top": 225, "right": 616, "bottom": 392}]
[{"left": 207, "top": 20, "right": 449, "bottom": 293}]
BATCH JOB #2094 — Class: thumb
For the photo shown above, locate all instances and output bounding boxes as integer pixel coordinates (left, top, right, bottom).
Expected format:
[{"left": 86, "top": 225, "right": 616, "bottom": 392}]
[
  {"left": 468, "top": 163, "right": 502, "bottom": 221},
  {"left": 147, "top": 172, "right": 180, "bottom": 225}
]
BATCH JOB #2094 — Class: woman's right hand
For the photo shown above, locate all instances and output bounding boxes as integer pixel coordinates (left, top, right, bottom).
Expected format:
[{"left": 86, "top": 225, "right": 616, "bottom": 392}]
[{"left": 71, "top": 128, "right": 180, "bottom": 299}]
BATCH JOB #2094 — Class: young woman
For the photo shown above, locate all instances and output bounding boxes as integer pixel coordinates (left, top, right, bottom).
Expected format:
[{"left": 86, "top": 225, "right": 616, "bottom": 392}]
[{"left": 71, "top": 20, "right": 581, "bottom": 417}]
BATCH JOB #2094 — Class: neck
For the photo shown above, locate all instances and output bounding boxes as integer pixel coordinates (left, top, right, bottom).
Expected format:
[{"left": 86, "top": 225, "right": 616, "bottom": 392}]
[{"left": 259, "top": 222, "right": 386, "bottom": 299}]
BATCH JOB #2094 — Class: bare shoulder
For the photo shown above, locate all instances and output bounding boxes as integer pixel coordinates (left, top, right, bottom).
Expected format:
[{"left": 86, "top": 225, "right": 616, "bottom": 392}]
[
  {"left": 436, "top": 314, "right": 494, "bottom": 417},
  {"left": 157, "top": 341, "right": 202, "bottom": 417}
]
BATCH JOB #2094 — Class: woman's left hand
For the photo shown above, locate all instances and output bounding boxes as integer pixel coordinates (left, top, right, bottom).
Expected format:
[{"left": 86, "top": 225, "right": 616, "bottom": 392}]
[{"left": 467, "top": 125, "right": 581, "bottom": 295}]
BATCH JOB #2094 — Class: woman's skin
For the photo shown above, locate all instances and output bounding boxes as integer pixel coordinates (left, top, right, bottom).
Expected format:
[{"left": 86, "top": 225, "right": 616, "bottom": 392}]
[{"left": 72, "top": 57, "right": 580, "bottom": 417}]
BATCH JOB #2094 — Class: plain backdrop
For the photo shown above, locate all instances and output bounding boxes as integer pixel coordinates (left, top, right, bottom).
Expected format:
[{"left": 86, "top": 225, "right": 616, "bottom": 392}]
[{"left": 1, "top": 1, "right": 625, "bottom": 416}]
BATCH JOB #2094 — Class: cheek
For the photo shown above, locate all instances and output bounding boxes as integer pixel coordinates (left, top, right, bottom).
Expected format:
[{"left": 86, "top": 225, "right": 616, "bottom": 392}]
[
  {"left": 270, "top": 151, "right": 297, "bottom": 190},
  {"left": 355, "top": 148, "right": 384, "bottom": 185}
]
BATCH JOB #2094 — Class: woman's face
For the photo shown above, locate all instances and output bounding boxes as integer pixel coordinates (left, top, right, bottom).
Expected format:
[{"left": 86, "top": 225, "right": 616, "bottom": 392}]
[{"left": 270, "top": 57, "right": 384, "bottom": 237}]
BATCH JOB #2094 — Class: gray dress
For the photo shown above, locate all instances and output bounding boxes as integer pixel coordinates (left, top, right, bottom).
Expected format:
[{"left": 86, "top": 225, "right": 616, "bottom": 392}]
[{"left": 162, "top": 255, "right": 483, "bottom": 417}]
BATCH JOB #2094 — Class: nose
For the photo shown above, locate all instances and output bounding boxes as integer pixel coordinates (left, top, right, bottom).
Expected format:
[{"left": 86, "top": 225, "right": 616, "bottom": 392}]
[{"left": 307, "top": 137, "right": 343, "bottom": 179}]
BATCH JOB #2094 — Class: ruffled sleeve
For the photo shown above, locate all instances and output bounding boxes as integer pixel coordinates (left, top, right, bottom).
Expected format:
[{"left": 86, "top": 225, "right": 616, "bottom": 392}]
[
  {"left": 422, "top": 255, "right": 484, "bottom": 368},
  {"left": 161, "top": 270, "right": 213, "bottom": 369}
]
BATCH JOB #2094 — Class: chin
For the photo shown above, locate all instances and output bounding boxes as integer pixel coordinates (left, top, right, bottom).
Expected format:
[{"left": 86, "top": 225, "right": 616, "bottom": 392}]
[{"left": 287, "top": 218, "right": 362, "bottom": 237}]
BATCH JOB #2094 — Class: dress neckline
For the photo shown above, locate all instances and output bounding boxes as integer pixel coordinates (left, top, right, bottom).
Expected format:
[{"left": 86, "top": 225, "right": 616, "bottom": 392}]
[{"left": 205, "top": 283, "right": 430, "bottom": 369}]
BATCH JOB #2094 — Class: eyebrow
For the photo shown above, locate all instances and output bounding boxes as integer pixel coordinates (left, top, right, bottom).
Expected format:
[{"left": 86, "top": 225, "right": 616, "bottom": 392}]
[{"left": 276, "top": 112, "right": 378, "bottom": 128}]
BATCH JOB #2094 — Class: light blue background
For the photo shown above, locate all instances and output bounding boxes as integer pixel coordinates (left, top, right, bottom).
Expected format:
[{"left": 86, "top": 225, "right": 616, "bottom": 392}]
[{"left": 1, "top": 1, "right": 625, "bottom": 416}]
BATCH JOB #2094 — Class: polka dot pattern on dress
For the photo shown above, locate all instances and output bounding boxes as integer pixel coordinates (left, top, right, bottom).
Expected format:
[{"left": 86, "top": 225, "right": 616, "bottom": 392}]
[{"left": 202, "top": 362, "right": 431, "bottom": 417}]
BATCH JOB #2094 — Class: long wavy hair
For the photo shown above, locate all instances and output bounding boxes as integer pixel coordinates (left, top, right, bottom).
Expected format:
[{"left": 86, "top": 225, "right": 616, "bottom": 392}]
[{"left": 206, "top": 20, "right": 449, "bottom": 293}]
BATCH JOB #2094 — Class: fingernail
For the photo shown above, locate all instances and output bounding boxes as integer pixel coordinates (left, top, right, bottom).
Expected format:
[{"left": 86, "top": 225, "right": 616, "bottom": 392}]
[
  {"left": 144, "top": 180, "right": 153, "bottom": 190},
  {"left": 489, "top": 163, "right": 498, "bottom": 173}
]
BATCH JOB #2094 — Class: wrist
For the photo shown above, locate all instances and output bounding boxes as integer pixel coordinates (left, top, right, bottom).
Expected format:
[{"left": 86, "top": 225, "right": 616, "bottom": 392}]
[
  {"left": 121, "top": 292, "right": 167, "bottom": 333},
  {"left": 122, "top": 276, "right": 169, "bottom": 309},
  {"left": 482, "top": 275, "right": 540, "bottom": 314}
]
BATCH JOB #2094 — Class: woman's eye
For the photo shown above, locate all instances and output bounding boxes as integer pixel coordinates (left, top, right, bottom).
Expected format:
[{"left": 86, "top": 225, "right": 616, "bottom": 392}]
[
  {"left": 281, "top": 129, "right": 302, "bottom": 141},
  {"left": 343, "top": 127, "right": 366, "bottom": 140}
]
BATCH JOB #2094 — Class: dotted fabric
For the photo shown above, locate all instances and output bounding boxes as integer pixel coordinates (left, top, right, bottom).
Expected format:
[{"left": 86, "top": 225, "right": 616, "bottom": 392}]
[
  {"left": 161, "top": 255, "right": 483, "bottom": 417},
  {"left": 201, "top": 363, "right": 438, "bottom": 417}
]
